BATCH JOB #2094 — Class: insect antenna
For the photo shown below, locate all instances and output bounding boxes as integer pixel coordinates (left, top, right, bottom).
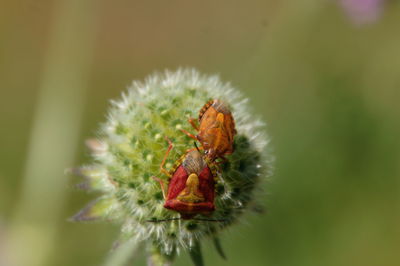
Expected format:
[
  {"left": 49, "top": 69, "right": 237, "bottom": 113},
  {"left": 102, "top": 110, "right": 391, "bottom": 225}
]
[
  {"left": 192, "top": 218, "right": 226, "bottom": 222},
  {"left": 194, "top": 141, "right": 200, "bottom": 152},
  {"left": 147, "top": 217, "right": 226, "bottom": 223},
  {"left": 147, "top": 217, "right": 181, "bottom": 223}
]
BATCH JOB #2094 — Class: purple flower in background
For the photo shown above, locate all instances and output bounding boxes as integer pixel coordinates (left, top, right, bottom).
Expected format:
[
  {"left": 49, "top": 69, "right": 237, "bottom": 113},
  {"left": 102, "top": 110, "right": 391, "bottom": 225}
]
[{"left": 340, "top": 0, "right": 385, "bottom": 25}]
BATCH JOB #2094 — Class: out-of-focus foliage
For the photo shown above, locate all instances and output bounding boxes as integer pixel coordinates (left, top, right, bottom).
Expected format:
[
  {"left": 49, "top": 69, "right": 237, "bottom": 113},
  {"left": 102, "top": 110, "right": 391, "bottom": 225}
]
[{"left": 0, "top": 1, "right": 399, "bottom": 266}]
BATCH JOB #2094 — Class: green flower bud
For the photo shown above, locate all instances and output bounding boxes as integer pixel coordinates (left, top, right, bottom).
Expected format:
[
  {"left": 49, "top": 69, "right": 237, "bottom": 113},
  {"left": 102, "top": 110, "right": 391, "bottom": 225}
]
[{"left": 70, "top": 69, "right": 272, "bottom": 266}]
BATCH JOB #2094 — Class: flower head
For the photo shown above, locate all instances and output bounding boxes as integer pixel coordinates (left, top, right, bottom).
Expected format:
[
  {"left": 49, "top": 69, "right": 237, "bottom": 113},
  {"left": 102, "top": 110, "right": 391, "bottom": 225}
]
[
  {"left": 71, "top": 69, "right": 272, "bottom": 265},
  {"left": 339, "top": 0, "right": 385, "bottom": 25}
]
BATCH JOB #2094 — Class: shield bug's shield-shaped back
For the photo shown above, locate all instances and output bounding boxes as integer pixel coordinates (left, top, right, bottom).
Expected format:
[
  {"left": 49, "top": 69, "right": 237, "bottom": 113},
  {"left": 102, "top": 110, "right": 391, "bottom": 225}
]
[
  {"left": 152, "top": 138, "right": 217, "bottom": 220},
  {"left": 164, "top": 150, "right": 215, "bottom": 219},
  {"left": 182, "top": 99, "right": 237, "bottom": 161}
]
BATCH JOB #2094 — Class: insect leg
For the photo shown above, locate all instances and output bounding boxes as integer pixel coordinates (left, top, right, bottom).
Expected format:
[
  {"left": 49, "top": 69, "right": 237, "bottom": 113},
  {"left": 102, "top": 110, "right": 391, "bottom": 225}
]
[
  {"left": 188, "top": 117, "right": 199, "bottom": 131},
  {"left": 151, "top": 176, "right": 167, "bottom": 199},
  {"left": 180, "top": 129, "right": 197, "bottom": 141},
  {"left": 184, "top": 143, "right": 204, "bottom": 154},
  {"left": 160, "top": 136, "right": 173, "bottom": 176},
  {"left": 215, "top": 155, "right": 228, "bottom": 165}
]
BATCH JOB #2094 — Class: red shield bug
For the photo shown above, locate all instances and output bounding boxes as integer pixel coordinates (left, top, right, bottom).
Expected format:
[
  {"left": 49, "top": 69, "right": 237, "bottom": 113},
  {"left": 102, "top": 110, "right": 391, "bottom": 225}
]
[
  {"left": 181, "top": 99, "right": 237, "bottom": 162},
  {"left": 152, "top": 137, "right": 220, "bottom": 221}
]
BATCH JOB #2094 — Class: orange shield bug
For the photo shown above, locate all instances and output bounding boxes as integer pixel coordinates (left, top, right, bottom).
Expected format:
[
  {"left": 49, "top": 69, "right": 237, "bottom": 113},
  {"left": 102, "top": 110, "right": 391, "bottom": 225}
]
[
  {"left": 182, "top": 99, "right": 237, "bottom": 161},
  {"left": 152, "top": 137, "right": 218, "bottom": 220}
]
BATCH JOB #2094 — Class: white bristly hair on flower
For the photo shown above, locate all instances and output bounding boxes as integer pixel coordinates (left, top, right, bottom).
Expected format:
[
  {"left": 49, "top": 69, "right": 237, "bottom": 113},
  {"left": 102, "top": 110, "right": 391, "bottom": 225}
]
[{"left": 70, "top": 68, "right": 273, "bottom": 266}]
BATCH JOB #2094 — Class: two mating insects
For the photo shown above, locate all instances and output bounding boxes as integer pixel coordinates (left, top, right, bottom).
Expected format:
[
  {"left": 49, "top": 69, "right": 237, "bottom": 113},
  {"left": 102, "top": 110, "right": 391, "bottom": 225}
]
[
  {"left": 182, "top": 99, "right": 237, "bottom": 162},
  {"left": 151, "top": 99, "right": 236, "bottom": 221}
]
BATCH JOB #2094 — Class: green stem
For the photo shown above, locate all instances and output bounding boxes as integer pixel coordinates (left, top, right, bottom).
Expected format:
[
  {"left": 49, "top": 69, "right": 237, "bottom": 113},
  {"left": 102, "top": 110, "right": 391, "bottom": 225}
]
[
  {"left": 103, "top": 240, "right": 139, "bottom": 266},
  {"left": 147, "top": 243, "right": 175, "bottom": 266},
  {"left": 147, "top": 253, "right": 173, "bottom": 266}
]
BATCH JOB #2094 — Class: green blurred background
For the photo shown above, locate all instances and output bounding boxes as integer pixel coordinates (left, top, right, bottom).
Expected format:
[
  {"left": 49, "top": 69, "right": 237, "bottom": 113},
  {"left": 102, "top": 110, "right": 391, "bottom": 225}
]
[{"left": 1, "top": 1, "right": 399, "bottom": 266}]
